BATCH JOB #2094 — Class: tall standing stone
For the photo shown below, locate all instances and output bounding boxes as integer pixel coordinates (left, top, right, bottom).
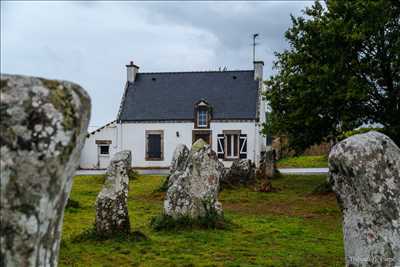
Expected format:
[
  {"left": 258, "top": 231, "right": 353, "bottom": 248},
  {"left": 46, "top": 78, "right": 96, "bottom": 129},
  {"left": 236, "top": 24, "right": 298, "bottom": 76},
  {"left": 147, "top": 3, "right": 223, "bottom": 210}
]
[
  {"left": 256, "top": 149, "right": 276, "bottom": 192},
  {"left": 164, "top": 139, "right": 224, "bottom": 219},
  {"left": 257, "top": 149, "right": 276, "bottom": 179},
  {"left": 95, "top": 150, "right": 132, "bottom": 236},
  {"left": 328, "top": 131, "right": 400, "bottom": 267},
  {"left": 0, "top": 74, "right": 91, "bottom": 266}
]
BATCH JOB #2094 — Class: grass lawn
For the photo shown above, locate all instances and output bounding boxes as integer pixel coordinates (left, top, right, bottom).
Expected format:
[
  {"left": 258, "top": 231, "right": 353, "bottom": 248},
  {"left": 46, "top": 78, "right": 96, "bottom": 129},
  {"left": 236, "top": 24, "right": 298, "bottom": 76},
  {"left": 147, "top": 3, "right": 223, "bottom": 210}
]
[
  {"left": 276, "top": 155, "right": 328, "bottom": 168},
  {"left": 60, "top": 174, "right": 344, "bottom": 267}
]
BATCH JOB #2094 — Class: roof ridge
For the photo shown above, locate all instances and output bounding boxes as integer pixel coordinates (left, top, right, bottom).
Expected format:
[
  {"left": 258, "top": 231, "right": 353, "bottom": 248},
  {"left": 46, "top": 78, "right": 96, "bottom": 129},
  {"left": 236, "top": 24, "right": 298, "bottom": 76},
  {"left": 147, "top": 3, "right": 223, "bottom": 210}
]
[
  {"left": 87, "top": 120, "right": 116, "bottom": 136},
  {"left": 139, "top": 70, "right": 254, "bottom": 75}
]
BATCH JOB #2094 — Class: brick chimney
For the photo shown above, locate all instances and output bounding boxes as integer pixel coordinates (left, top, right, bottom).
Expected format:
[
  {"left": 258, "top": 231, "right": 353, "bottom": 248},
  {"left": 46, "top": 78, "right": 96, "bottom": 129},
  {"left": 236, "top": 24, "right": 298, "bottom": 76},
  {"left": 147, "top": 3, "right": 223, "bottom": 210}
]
[
  {"left": 254, "top": 61, "right": 264, "bottom": 81},
  {"left": 126, "top": 61, "right": 139, "bottom": 83}
]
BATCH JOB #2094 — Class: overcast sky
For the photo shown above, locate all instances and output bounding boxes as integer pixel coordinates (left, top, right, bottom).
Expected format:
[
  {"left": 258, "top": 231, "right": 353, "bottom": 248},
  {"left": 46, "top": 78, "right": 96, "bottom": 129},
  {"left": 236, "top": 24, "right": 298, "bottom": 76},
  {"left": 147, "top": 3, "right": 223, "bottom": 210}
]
[{"left": 1, "top": 1, "right": 313, "bottom": 130}]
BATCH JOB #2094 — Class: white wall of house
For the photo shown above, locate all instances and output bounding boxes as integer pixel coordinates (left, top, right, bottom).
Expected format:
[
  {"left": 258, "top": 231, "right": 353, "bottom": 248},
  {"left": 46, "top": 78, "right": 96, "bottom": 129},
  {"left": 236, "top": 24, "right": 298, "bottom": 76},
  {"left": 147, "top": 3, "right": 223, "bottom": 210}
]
[
  {"left": 119, "top": 121, "right": 258, "bottom": 168},
  {"left": 80, "top": 122, "right": 118, "bottom": 169},
  {"left": 118, "top": 122, "right": 193, "bottom": 168},
  {"left": 80, "top": 120, "right": 262, "bottom": 169},
  {"left": 256, "top": 81, "right": 268, "bottom": 162}
]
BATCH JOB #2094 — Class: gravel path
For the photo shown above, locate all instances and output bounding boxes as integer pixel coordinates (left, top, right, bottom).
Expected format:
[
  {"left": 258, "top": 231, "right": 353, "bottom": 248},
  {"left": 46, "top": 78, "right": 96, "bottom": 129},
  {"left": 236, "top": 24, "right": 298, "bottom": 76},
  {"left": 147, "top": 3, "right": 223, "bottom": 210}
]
[{"left": 76, "top": 167, "right": 328, "bottom": 176}]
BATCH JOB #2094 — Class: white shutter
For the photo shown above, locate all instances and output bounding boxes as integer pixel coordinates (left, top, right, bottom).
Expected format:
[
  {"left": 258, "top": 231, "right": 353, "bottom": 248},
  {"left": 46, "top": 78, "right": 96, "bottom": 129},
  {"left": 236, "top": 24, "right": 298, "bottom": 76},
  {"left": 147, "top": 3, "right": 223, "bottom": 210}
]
[
  {"left": 239, "top": 134, "right": 247, "bottom": 159},
  {"left": 217, "top": 134, "right": 225, "bottom": 159}
]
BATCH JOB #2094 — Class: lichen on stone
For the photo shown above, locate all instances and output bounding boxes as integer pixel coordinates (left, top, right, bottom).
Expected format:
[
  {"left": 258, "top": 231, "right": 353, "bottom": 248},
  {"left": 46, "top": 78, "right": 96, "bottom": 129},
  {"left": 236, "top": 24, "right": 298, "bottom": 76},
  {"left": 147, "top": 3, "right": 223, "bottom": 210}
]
[
  {"left": 0, "top": 74, "right": 91, "bottom": 266},
  {"left": 164, "top": 140, "right": 224, "bottom": 220},
  {"left": 328, "top": 131, "right": 400, "bottom": 267}
]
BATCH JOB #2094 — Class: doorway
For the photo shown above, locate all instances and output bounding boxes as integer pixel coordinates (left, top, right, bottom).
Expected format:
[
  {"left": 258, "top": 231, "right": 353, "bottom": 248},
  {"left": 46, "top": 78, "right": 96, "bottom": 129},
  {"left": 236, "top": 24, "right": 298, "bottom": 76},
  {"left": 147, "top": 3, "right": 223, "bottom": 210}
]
[
  {"left": 192, "top": 130, "right": 212, "bottom": 145},
  {"left": 96, "top": 140, "right": 112, "bottom": 169}
]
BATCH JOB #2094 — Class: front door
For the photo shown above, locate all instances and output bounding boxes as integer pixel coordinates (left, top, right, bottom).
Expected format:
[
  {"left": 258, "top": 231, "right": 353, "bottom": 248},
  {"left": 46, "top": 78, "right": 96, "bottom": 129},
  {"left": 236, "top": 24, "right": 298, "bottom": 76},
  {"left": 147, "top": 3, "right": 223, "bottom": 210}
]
[
  {"left": 192, "top": 130, "right": 212, "bottom": 145},
  {"left": 98, "top": 144, "right": 110, "bottom": 169}
]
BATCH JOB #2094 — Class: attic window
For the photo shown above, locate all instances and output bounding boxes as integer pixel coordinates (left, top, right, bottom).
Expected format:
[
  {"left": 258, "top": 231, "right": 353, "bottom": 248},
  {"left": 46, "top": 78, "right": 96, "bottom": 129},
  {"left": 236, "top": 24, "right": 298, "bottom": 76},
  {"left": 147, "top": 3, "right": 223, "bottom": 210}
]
[
  {"left": 195, "top": 100, "right": 210, "bottom": 128},
  {"left": 198, "top": 109, "right": 208, "bottom": 127},
  {"left": 233, "top": 76, "right": 237, "bottom": 79},
  {"left": 152, "top": 77, "right": 156, "bottom": 81}
]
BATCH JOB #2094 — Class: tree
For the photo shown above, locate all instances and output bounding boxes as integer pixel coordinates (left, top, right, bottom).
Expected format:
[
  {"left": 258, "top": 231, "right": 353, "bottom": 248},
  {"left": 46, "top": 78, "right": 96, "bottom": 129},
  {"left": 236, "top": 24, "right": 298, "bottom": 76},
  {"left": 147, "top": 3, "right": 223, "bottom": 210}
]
[{"left": 264, "top": 0, "right": 400, "bottom": 153}]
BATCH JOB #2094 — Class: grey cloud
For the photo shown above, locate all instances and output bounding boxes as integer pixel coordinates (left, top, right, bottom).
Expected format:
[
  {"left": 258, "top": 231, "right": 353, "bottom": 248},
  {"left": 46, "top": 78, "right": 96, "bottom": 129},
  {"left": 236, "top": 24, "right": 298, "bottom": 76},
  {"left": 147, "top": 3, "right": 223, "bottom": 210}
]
[{"left": 1, "top": 1, "right": 312, "bottom": 129}]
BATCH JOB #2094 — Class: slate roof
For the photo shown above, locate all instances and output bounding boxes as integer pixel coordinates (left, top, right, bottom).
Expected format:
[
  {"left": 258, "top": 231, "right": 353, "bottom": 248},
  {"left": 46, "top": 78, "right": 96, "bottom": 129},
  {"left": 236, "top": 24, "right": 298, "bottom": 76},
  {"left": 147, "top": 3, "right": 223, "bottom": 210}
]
[{"left": 118, "top": 70, "right": 259, "bottom": 122}]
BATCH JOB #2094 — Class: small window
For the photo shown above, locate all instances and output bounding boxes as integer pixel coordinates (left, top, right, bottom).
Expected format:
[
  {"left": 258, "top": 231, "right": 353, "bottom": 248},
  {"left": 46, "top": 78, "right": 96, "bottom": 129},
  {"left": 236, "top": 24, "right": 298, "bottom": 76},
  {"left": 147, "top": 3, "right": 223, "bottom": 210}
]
[
  {"left": 198, "top": 109, "right": 208, "bottom": 127},
  {"left": 146, "top": 130, "right": 164, "bottom": 160},
  {"left": 218, "top": 132, "right": 247, "bottom": 160},
  {"left": 99, "top": 145, "right": 109, "bottom": 155}
]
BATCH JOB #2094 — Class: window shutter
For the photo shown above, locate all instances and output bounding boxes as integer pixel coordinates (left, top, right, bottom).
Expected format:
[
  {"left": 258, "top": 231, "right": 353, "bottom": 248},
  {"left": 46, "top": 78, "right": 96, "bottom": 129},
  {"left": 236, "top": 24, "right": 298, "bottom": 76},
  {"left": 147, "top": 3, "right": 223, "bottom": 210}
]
[
  {"left": 217, "top": 134, "right": 225, "bottom": 159},
  {"left": 239, "top": 134, "right": 247, "bottom": 159}
]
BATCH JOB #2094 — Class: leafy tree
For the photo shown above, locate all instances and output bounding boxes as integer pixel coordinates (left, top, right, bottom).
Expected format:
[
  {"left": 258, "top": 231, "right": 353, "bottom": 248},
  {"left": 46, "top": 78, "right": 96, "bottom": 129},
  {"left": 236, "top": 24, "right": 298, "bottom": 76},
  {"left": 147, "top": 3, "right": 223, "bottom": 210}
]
[{"left": 264, "top": 0, "right": 400, "bottom": 153}]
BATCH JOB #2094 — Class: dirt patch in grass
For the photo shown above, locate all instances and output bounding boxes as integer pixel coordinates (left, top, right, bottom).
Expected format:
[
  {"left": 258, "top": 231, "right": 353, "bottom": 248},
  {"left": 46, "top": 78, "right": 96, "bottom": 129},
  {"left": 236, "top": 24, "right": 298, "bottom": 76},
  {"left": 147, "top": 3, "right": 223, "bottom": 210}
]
[{"left": 223, "top": 192, "right": 338, "bottom": 218}]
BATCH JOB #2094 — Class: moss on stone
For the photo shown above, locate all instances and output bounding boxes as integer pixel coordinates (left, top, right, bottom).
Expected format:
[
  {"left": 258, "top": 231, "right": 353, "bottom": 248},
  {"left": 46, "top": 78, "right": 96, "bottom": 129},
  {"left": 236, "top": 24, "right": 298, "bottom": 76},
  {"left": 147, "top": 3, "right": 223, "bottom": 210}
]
[
  {"left": 191, "top": 139, "right": 207, "bottom": 152},
  {"left": 40, "top": 78, "right": 78, "bottom": 132},
  {"left": 40, "top": 78, "right": 82, "bottom": 166}
]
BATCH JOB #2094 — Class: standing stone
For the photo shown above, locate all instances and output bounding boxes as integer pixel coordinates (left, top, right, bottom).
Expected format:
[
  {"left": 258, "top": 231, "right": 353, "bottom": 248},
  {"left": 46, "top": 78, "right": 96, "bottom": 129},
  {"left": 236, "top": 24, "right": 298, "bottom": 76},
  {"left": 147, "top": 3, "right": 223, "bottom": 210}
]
[
  {"left": 221, "top": 159, "right": 255, "bottom": 188},
  {"left": 95, "top": 150, "right": 132, "bottom": 236},
  {"left": 0, "top": 74, "right": 91, "bottom": 266},
  {"left": 328, "top": 131, "right": 400, "bottom": 267},
  {"left": 257, "top": 149, "right": 276, "bottom": 179},
  {"left": 164, "top": 139, "right": 224, "bottom": 219},
  {"left": 256, "top": 149, "right": 276, "bottom": 192}
]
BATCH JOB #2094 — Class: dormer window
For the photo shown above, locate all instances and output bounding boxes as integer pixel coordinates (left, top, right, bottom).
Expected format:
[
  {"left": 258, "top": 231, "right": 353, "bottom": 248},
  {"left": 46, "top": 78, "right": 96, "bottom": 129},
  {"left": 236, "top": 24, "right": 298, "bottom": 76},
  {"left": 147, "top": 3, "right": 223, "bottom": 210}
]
[
  {"left": 198, "top": 108, "right": 208, "bottom": 127},
  {"left": 194, "top": 100, "right": 211, "bottom": 128}
]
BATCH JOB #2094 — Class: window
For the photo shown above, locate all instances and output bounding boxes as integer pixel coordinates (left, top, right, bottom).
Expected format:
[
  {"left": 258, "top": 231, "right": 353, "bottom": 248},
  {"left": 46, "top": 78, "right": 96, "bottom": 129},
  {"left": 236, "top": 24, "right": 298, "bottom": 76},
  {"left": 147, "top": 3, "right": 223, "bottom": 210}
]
[
  {"left": 96, "top": 140, "right": 111, "bottom": 156},
  {"left": 146, "top": 130, "right": 164, "bottom": 160},
  {"left": 225, "top": 134, "right": 239, "bottom": 158},
  {"left": 217, "top": 131, "right": 247, "bottom": 160},
  {"left": 194, "top": 100, "right": 211, "bottom": 128},
  {"left": 99, "top": 145, "right": 109, "bottom": 155},
  {"left": 198, "top": 109, "right": 208, "bottom": 127}
]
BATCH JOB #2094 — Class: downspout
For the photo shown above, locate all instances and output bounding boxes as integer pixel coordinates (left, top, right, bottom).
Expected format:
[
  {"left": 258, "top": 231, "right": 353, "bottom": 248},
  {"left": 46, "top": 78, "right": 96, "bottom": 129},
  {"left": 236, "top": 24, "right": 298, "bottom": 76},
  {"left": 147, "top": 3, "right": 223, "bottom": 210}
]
[{"left": 254, "top": 122, "right": 258, "bottom": 167}]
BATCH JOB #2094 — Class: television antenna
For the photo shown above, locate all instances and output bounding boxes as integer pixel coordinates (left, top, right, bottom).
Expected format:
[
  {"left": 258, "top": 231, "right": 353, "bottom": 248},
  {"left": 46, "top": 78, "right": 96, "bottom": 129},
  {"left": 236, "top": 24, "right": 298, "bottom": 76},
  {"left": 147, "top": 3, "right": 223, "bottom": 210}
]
[{"left": 252, "top": 33, "right": 259, "bottom": 63}]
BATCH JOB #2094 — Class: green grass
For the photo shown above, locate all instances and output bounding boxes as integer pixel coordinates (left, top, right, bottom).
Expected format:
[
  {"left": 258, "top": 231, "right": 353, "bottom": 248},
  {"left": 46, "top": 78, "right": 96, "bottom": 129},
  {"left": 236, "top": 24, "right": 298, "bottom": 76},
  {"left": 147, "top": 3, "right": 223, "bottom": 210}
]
[
  {"left": 60, "top": 174, "right": 344, "bottom": 267},
  {"left": 276, "top": 155, "right": 328, "bottom": 168}
]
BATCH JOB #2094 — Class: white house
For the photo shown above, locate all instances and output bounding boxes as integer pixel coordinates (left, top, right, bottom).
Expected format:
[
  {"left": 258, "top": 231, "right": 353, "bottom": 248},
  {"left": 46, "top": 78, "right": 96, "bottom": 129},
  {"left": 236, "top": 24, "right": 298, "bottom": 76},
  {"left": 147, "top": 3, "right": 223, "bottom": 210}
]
[{"left": 80, "top": 61, "right": 268, "bottom": 169}]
